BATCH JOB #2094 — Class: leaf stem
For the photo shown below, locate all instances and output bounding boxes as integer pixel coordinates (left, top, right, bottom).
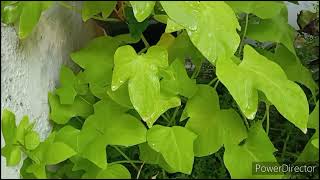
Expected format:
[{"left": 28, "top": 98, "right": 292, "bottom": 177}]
[
  {"left": 112, "top": 146, "right": 139, "bottom": 171},
  {"left": 141, "top": 34, "right": 150, "bottom": 49},
  {"left": 266, "top": 105, "right": 270, "bottom": 135},
  {"left": 138, "top": 47, "right": 148, "bottom": 54},
  {"left": 79, "top": 96, "right": 93, "bottom": 106},
  {"left": 281, "top": 132, "right": 291, "bottom": 160},
  {"left": 237, "top": 13, "right": 249, "bottom": 56},
  {"left": 208, "top": 77, "right": 218, "bottom": 86},
  {"left": 213, "top": 80, "right": 220, "bottom": 89},
  {"left": 136, "top": 161, "right": 145, "bottom": 179},
  {"left": 169, "top": 107, "right": 180, "bottom": 126},
  {"left": 191, "top": 62, "right": 202, "bottom": 79},
  {"left": 161, "top": 114, "right": 170, "bottom": 122},
  {"left": 261, "top": 105, "right": 268, "bottom": 123}
]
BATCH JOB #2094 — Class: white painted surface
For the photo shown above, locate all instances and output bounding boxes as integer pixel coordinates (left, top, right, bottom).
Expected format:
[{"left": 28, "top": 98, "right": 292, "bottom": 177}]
[
  {"left": 1, "top": 2, "right": 96, "bottom": 179},
  {"left": 286, "top": 1, "right": 319, "bottom": 29}
]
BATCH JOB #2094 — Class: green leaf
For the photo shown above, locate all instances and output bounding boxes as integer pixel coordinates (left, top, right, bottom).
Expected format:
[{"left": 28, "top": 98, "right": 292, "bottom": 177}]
[
  {"left": 113, "top": 33, "right": 141, "bottom": 45},
  {"left": 107, "top": 83, "right": 133, "bottom": 109},
  {"left": 246, "top": 8, "right": 297, "bottom": 55},
  {"left": 165, "top": 18, "right": 184, "bottom": 33},
  {"left": 125, "top": 6, "right": 149, "bottom": 39},
  {"left": 45, "top": 142, "right": 76, "bottom": 165},
  {"left": 82, "top": 1, "right": 116, "bottom": 21},
  {"left": 161, "top": 1, "right": 240, "bottom": 64},
  {"left": 70, "top": 36, "right": 120, "bottom": 99},
  {"left": 54, "top": 125, "right": 81, "bottom": 152},
  {"left": 16, "top": 116, "right": 29, "bottom": 145},
  {"left": 74, "top": 71, "right": 89, "bottom": 95},
  {"left": 1, "top": 2, "right": 22, "bottom": 24},
  {"left": 111, "top": 45, "right": 180, "bottom": 127},
  {"left": 1, "top": 145, "right": 21, "bottom": 166},
  {"left": 19, "top": 2, "right": 53, "bottom": 39},
  {"left": 308, "top": 101, "right": 319, "bottom": 149},
  {"left": 216, "top": 45, "right": 309, "bottom": 133},
  {"left": 24, "top": 131, "right": 40, "bottom": 150},
  {"left": 20, "top": 158, "right": 36, "bottom": 179},
  {"left": 226, "top": 1, "right": 285, "bottom": 19},
  {"left": 296, "top": 133, "right": 319, "bottom": 162},
  {"left": 160, "top": 59, "right": 198, "bottom": 98},
  {"left": 55, "top": 66, "right": 77, "bottom": 104},
  {"left": 96, "top": 164, "right": 131, "bottom": 179},
  {"left": 153, "top": 14, "right": 168, "bottom": 24},
  {"left": 146, "top": 125, "right": 197, "bottom": 174},
  {"left": 308, "top": 101, "right": 319, "bottom": 131},
  {"left": 1, "top": 109, "right": 17, "bottom": 144},
  {"left": 26, "top": 163, "right": 46, "bottom": 179},
  {"left": 1, "top": 1, "right": 52, "bottom": 38},
  {"left": 130, "top": 1, "right": 155, "bottom": 22},
  {"left": 156, "top": 33, "right": 175, "bottom": 50},
  {"left": 262, "top": 45, "right": 318, "bottom": 99},
  {"left": 78, "top": 98, "right": 147, "bottom": 168},
  {"left": 49, "top": 93, "right": 94, "bottom": 124},
  {"left": 224, "top": 122, "right": 282, "bottom": 179},
  {"left": 182, "top": 85, "right": 247, "bottom": 157},
  {"left": 139, "top": 143, "right": 176, "bottom": 173},
  {"left": 167, "top": 31, "right": 205, "bottom": 68}
]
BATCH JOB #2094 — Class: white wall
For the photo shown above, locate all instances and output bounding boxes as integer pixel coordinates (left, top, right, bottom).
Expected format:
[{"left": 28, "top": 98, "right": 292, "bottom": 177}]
[{"left": 1, "top": 2, "right": 96, "bottom": 179}]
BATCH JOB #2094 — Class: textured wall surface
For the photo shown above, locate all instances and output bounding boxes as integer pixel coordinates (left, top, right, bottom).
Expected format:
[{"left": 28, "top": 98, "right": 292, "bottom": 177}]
[{"left": 1, "top": 2, "right": 96, "bottom": 179}]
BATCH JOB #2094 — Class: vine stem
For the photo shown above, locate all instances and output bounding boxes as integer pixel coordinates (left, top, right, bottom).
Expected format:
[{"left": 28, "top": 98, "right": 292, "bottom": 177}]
[
  {"left": 161, "top": 114, "right": 170, "bottom": 122},
  {"left": 136, "top": 162, "right": 145, "bottom": 179},
  {"left": 213, "top": 80, "right": 220, "bottom": 89},
  {"left": 237, "top": 13, "right": 249, "bottom": 56},
  {"left": 208, "top": 77, "right": 218, "bottom": 86},
  {"left": 141, "top": 34, "right": 150, "bottom": 49},
  {"left": 191, "top": 62, "right": 202, "bottom": 79},
  {"left": 266, "top": 105, "right": 270, "bottom": 135},
  {"left": 112, "top": 146, "right": 139, "bottom": 171},
  {"left": 169, "top": 107, "right": 180, "bottom": 126},
  {"left": 281, "top": 132, "right": 291, "bottom": 161}
]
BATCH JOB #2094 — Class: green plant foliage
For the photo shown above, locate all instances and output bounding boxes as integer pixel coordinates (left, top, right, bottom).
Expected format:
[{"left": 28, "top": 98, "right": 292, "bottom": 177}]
[
  {"left": 246, "top": 8, "right": 297, "bottom": 55},
  {"left": 146, "top": 125, "right": 197, "bottom": 174},
  {"left": 161, "top": 1, "right": 240, "bottom": 64},
  {"left": 111, "top": 45, "right": 180, "bottom": 127},
  {"left": 224, "top": 122, "right": 283, "bottom": 179},
  {"left": 82, "top": 1, "right": 116, "bottom": 21},
  {"left": 182, "top": 85, "right": 247, "bottom": 157},
  {"left": 217, "top": 45, "right": 309, "bottom": 133},
  {"left": 160, "top": 59, "right": 198, "bottom": 98},
  {"left": 77, "top": 98, "right": 147, "bottom": 168},
  {"left": 125, "top": 6, "right": 149, "bottom": 39},
  {"left": 260, "top": 45, "right": 318, "bottom": 99},
  {"left": 49, "top": 93, "right": 94, "bottom": 124},
  {"left": 1, "top": 1, "right": 318, "bottom": 179},
  {"left": 70, "top": 36, "right": 120, "bottom": 99},
  {"left": 226, "top": 1, "right": 285, "bottom": 19},
  {"left": 1, "top": 110, "right": 40, "bottom": 166},
  {"left": 130, "top": 1, "right": 155, "bottom": 22},
  {"left": 1, "top": 1, "right": 53, "bottom": 39}
]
